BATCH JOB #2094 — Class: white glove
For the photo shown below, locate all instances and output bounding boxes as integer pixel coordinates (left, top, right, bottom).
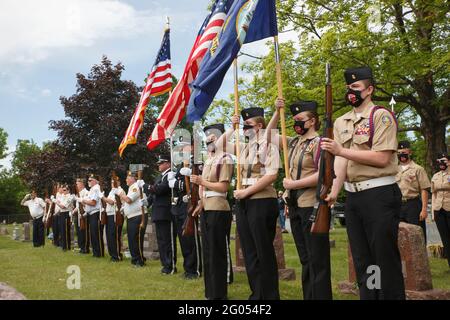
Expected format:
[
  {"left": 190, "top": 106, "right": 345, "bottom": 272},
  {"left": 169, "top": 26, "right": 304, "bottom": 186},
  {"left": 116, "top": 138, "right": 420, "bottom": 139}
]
[
  {"left": 182, "top": 195, "right": 189, "bottom": 203},
  {"left": 167, "top": 171, "right": 175, "bottom": 180},
  {"left": 180, "top": 167, "right": 192, "bottom": 176},
  {"left": 51, "top": 195, "right": 56, "bottom": 203},
  {"left": 168, "top": 179, "right": 176, "bottom": 188},
  {"left": 137, "top": 180, "right": 145, "bottom": 189},
  {"left": 140, "top": 198, "right": 148, "bottom": 207},
  {"left": 99, "top": 192, "right": 105, "bottom": 198}
]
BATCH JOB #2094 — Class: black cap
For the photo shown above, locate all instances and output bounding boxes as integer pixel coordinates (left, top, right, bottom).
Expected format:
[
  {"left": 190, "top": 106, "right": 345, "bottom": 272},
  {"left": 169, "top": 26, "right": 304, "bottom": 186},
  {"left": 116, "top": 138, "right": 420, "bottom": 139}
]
[
  {"left": 88, "top": 174, "right": 99, "bottom": 181},
  {"left": 436, "top": 152, "right": 449, "bottom": 160},
  {"left": 203, "top": 124, "right": 225, "bottom": 136},
  {"left": 289, "top": 101, "right": 318, "bottom": 116},
  {"left": 241, "top": 107, "right": 264, "bottom": 121},
  {"left": 156, "top": 154, "right": 171, "bottom": 164},
  {"left": 398, "top": 140, "right": 411, "bottom": 150},
  {"left": 344, "top": 66, "right": 373, "bottom": 85},
  {"left": 127, "top": 171, "right": 138, "bottom": 178}
]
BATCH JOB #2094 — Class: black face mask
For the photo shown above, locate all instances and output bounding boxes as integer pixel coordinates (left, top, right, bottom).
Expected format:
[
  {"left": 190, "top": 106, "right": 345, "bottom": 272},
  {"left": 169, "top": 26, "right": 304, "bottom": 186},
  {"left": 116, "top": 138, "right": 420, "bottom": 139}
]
[
  {"left": 243, "top": 124, "right": 257, "bottom": 139},
  {"left": 398, "top": 153, "right": 410, "bottom": 163},
  {"left": 243, "top": 124, "right": 254, "bottom": 131},
  {"left": 437, "top": 160, "right": 448, "bottom": 171},
  {"left": 345, "top": 88, "right": 366, "bottom": 108},
  {"left": 293, "top": 120, "right": 309, "bottom": 135}
]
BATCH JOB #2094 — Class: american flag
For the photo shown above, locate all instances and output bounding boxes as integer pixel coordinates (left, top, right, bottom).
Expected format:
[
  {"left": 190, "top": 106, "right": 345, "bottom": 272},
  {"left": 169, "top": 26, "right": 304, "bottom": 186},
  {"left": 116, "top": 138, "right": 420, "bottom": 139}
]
[
  {"left": 146, "top": 0, "right": 231, "bottom": 150},
  {"left": 119, "top": 28, "right": 172, "bottom": 157}
]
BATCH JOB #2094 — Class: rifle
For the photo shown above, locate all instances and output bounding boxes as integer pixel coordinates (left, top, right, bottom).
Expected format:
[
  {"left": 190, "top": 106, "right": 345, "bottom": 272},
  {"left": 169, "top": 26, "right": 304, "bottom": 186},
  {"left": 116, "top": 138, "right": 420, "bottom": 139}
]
[
  {"left": 311, "top": 63, "right": 334, "bottom": 234},
  {"left": 44, "top": 184, "right": 57, "bottom": 229},
  {"left": 71, "top": 182, "right": 78, "bottom": 225},
  {"left": 76, "top": 182, "right": 87, "bottom": 231},
  {"left": 182, "top": 160, "right": 199, "bottom": 237},
  {"left": 112, "top": 171, "right": 124, "bottom": 227},
  {"left": 137, "top": 169, "right": 146, "bottom": 229},
  {"left": 99, "top": 177, "right": 107, "bottom": 226}
]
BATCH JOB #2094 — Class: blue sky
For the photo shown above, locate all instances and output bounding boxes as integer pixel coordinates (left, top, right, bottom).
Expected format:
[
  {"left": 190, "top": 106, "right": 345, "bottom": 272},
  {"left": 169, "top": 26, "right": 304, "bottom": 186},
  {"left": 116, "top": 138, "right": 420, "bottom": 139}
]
[{"left": 0, "top": 0, "right": 295, "bottom": 168}]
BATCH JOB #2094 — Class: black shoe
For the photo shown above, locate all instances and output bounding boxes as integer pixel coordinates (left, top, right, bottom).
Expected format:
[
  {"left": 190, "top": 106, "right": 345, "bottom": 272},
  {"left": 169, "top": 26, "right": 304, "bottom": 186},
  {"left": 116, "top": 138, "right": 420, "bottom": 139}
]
[
  {"left": 184, "top": 272, "right": 199, "bottom": 280},
  {"left": 110, "top": 257, "right": 120, "bottom": 263}
]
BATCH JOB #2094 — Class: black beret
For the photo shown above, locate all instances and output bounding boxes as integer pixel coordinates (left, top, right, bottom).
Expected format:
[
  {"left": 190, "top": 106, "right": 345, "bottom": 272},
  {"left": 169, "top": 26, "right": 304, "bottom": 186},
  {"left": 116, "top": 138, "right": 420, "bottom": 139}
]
[
  {"left": 436, "top": 152, "right": 449, "bottom": 160},
  {"left": 156, "top": 154, "right": 171, "bottom": 164},
  {"left": 289, "top": 101, "right": 318, "bottom": 116},
  {"left": 344, "top": 66, "right": 373, "bottom": 85},
  {"left": 203, "top": 124, "right": 225, "bottom": 136},
  {"left": 241, "top": 107, "right": 264, "bottom": 121},
  {"left": 398, "top": 140, "right": 411, "bottom": 150}
]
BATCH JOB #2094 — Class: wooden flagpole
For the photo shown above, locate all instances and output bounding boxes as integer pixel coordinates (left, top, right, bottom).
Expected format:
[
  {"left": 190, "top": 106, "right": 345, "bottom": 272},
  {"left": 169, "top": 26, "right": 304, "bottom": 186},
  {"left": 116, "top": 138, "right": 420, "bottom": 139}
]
[
  {"left": 273, "top": 35, "right": 290, "bottom": 177},
  {"left": 233, "top": 58, "right": 242, "bottom": 190}
]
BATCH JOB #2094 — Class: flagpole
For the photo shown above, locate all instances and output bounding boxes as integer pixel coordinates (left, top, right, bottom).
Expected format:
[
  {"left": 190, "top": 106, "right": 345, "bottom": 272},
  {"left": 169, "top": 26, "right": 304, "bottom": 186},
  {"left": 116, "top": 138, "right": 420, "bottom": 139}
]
[
  {"left": 233, "top": 58, "right": 242, "bottom": 190},
  {"left": 273, "top": 35, "right": 290, "bottom": 177}
]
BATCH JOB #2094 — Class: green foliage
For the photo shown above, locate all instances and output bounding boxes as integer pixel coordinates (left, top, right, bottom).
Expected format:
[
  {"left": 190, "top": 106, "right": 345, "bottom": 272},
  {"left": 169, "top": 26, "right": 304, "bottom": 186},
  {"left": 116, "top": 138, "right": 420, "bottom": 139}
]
[
  {"left": 11, "top": 139, "right": 41, "bottom": 176},
  {"left": 0, "top": 128, "right": 8, "bottom": 161},
  {"left": 0, "top": 170, "right": 28, "bottom": 215}
]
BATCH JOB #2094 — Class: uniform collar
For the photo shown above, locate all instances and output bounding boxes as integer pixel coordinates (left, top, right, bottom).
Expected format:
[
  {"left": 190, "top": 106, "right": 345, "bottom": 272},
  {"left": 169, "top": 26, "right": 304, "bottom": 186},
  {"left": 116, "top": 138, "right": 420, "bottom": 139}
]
[
  {"left": 162, "top": 168, "right": 171, "bottom": 175},
  {"left": 297, "top": 131, "right": 319, "bottom": 144}
]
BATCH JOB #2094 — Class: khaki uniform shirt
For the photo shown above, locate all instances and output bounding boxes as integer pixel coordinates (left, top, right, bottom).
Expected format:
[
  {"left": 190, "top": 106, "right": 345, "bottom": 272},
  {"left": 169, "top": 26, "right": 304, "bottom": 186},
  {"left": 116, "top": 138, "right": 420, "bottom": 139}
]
[
  {"left": 201, "top": 152, "right": 233, "bottom": 211},
  {"left": 396, "top": 161, "right": 431, "bottom": 199},
  {"left": 334, "top": 105, "right": 398, "bottom": 183},
  {"left": 287, "top": 133, "right": 321, "bottom": 207},
  {"left": 240, "top": 135, "right": 279, "bottom": 199},
  {"left": 431, "top": 168, "right": 450, "bottom": 211}
]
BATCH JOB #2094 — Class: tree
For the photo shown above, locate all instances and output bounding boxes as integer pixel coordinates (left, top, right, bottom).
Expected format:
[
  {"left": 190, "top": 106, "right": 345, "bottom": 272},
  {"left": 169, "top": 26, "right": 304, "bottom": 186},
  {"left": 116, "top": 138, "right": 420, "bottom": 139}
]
[
  {"left": 220, "top": 0, "right": 448, "bottom": 172},
  {"left": 18, "top": 56, "right": 169, "bottom": 191},
  {"left": 0, "top": 170, "right": 28, "bottom": 215},
  {"left": 11, "top": 139, "right": 40, "bottom": 176},
  {"left": 0, "top": 128, "right": 8, "bottom": 162}
]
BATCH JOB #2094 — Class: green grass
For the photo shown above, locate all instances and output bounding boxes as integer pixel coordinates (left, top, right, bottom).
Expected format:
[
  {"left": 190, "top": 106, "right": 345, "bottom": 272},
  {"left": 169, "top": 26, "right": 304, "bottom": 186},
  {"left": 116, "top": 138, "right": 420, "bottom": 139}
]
[{"left": 0, "top": 223, "right": 448, "bottom": 300}]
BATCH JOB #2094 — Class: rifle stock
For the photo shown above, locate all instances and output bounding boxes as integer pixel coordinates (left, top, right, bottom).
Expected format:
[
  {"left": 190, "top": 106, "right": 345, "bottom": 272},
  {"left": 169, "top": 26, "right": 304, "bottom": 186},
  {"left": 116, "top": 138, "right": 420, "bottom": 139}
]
[
  {"left": 311, "top": 63, "right": 334, "bottom": 234},
  {"left": 182, "top": 161, "right": 199, "bottom": 237},
  {"left": 112, "top": 172, "right": 124, "bottom": 227},
  {"left": 137, "top": 170, "right": 146, "bottom": 229}
]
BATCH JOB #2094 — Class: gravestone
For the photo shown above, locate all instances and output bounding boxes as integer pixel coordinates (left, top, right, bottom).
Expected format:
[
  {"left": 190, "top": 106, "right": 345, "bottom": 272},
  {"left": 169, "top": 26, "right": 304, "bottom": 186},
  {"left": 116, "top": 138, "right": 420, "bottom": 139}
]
[
  {"left": 12, "top": 223, "right": 20, "bottom": 241},
  {"left": 234, "top": 226, "right": 296, "bottom": 281},
  {"left": 22, "top": 222, "right": 31, "bottom": 242},
  {"left": 143, "top": 222, "right": 159, "bottom": 260},
  {"left": 0, "top": 226, "right": 8, "bottom": 235},
  {"left": 339, "top": 222, "right": 450, "bottom": 299}
]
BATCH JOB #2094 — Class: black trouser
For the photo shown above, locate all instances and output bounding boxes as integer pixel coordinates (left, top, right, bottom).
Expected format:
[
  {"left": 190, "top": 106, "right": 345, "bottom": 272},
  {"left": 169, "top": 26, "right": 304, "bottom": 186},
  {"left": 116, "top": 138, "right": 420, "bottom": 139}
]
[
  {"left": 434, "top": 209, "right": 450, "bottom": 267},
  {"left": 290, "top": 206, "right": 332, "bottom": 300},
  {"left": 88, "top": 211, "right": 104, "bottom": 257},
  {"left": 32, "top": 216, "right": 45, "bottom": 247},
  {"left": 400, "top": 197, "right": 427, "bottom": 243},
  {"left": 200, "top": 210, "right": 233, "bottom": 300},
  {"left": 52, "top": 214, "right": 60, "bottom": 247},
  {"left": 154, "top": 219, "right": 175, "bottom": 272},
  {"left": 127, "top": 214, "right": 148, "bottom": 266},
  {"left": 76, "top": 216, "right": 90, "bottom": 253},
  {"left": 106, "top": 215, "right": 123, "bottom": 261},
  {"left": 236, "top": 198, "right": 279, "bottom": 300},
  {"left": 172, "top": 213, "right": 202, "bottom": 276},
  {"left": 346, "top": 184, "right": 405, "bottom": 300},
  {"left": 59, "top": 211, "right": 71, "bottom": 251}
]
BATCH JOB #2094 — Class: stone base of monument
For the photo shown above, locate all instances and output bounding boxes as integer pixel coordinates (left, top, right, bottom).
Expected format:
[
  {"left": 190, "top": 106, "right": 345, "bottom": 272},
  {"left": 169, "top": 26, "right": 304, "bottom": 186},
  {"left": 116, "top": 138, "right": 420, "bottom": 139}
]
[
  {"left": 338, "top": 222, "right": 450, "bottom": 300},
  {"left": 234, "top": 226, "right": 296, "bottom": 281},
  {"left": 0, "top": 283, "right": 27, "bottom": 300}
]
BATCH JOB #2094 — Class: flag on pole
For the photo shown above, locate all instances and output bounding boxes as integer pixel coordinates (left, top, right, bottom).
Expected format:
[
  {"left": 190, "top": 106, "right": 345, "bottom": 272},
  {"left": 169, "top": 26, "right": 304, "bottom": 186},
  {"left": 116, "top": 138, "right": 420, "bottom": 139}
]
[
  {"left": 146, "top": 0, "right": 233, "bottom": 150},
  {"left": 186, "top": 0, "right": 278, "bottom": 122},
  {"left": 118, "top": 27, "right": 172, "bottom": 157}
]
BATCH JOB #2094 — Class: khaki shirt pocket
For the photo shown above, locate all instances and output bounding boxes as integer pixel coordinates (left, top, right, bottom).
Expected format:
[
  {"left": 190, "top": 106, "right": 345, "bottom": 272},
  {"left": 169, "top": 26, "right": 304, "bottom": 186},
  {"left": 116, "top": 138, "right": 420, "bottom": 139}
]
[{"left": 352, "top": 134, "right": 370, "bottom": 148}]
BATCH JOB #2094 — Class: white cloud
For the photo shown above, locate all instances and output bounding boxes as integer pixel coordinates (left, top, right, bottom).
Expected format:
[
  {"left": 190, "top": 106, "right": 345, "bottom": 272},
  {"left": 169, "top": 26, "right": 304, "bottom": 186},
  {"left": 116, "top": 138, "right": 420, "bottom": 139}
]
[
  {"left": 41, "top": 89, "right": 52, "bottom": 97},
  {"left": 0, "top": 0, "right": 162, "bottom": 66}
]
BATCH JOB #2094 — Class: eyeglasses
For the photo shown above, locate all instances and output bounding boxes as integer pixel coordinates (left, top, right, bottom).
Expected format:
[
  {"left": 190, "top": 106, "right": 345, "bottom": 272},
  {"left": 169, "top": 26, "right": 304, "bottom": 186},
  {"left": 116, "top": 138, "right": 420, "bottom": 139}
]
[{"left": 88, "top": 179, "right": 94, "bottom": 182}]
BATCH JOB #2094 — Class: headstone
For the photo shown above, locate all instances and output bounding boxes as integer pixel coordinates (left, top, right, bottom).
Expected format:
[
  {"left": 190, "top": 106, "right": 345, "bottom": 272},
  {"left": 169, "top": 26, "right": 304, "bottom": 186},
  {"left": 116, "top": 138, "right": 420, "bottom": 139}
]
[
  {"left": 0, "top": 283, "right": 27, "bottom": 300},
  {"left": 0, "top": 226, "right": 8, "bottom": 235},
  {"left": 234, "top": 226, "right": 296, "bottom": 281},
  {"left": 22, "top": 222, "right": 31, "bottom": 242},
  {"left": 12, "top": 223, "right": 20, "bottom": 241},
  {"left": 143, "top": 222, "right": 159, "bottom": 260},
  {"left": 339, "top": 222, "right": 450, "bottom": 299}
]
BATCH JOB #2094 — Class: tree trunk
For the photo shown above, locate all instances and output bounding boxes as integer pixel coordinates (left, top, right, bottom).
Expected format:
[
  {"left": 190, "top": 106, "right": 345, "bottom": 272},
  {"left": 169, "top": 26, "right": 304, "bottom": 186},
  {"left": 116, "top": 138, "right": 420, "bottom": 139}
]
[{"left": 421, "top": 118, "right": 447, "bottom": 175}]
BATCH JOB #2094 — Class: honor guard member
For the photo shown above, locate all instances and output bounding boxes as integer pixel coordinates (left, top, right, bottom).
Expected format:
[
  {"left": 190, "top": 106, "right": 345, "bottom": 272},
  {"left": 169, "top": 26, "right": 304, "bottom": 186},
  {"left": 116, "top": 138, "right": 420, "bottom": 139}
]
[
  {"left": 75, "top": 178, "right": 90, "bottom": 254},
  {"left": 431, "top": 152, "right": 450, "bottom": 268},
  {"left": 219, "top": 107, "right": 280, "bottom": 300},
  {"left": 21, "top": 191, "right": 46, "bottom": 247},
  {"left": 168, "top": 142, "right": 202, "bottom": 279},
  {"left": 396, "top": 140, "right": 431, "bottom": 240},
  {"left": 102, "top": 178, "right": 124, "bottom": 262},
  {"left": 190, "top": 124, "right": 234, "bottom": 300},
  {"left": 119, "top": 171, "right": 148, "bottom": 267},
  {"left": 147, "top": 154, "right": 174, "bottom": 274},
  {"left": 321, "top": 66, "right": 405, "bottom": 300},
  {"left": 55, "top": 184, "right": 74, "bottom": 251},
  {"left": 50, "top": 184, "right": 62, "bottom": 247},
  {"left": 82, "top": 174, "right": 104, "bottom": 257},
  {"left": 267, "top": 99, "right": 332, "bottom": 300}
]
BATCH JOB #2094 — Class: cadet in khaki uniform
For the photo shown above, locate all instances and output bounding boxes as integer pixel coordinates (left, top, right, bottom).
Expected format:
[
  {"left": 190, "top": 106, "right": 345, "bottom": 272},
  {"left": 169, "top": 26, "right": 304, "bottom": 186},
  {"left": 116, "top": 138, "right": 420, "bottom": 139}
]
[
  {"left": 267, "top": 99, "right": 332, "bottom": 300},
  {"left": 191, "top": 123, "right": 234, "bottom": 300},
  {"left": 396, "top": 140, "right": 430, "bottom": 240},
  {"left": 431, "top": 152, "right": 450, "bottom": 268},
  {"left": 218, "top": 107, "right": 280, "bottom": 300},
  {"left": 321, "top": 66, "right": 405, "bottom": 300}
]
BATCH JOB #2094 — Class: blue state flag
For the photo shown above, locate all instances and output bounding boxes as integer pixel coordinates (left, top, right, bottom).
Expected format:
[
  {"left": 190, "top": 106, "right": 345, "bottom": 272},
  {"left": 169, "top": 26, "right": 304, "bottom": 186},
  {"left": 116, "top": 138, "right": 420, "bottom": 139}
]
[{"left": 186, "top": 0, "right": 278, "bottom": 122}]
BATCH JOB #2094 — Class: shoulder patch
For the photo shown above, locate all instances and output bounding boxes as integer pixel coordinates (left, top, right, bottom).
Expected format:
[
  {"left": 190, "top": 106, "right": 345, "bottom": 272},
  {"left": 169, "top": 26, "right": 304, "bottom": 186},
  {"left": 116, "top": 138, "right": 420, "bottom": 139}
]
[
  {"left": 381, "top": 114, "right": 393, "bottom": 126},
  {"left": 132, "top": 188, "right": 138, "bottom": 193}
]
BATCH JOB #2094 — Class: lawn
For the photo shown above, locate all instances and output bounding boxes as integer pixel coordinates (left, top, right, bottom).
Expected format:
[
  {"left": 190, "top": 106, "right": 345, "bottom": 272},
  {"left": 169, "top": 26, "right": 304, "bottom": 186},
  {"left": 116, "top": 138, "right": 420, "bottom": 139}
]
[{"left": 0, "top": 223, "right": 448, "bottom": 300}]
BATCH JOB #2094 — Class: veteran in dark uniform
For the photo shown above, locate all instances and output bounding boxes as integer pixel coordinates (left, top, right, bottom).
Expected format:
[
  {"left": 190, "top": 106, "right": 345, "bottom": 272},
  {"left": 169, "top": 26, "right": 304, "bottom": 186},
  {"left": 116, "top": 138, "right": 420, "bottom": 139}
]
[
  {"left": 191, "top": 124, "right": 234, "bottom": 300},
  {"left": 396, "top": 140, "right": 431, "bottom": 241},
  {"left": 267, "top": 99, "right": 332, "bottom": 299},
  {"left": 321, "top": 66, "right": 405, "bottom": 300}
]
